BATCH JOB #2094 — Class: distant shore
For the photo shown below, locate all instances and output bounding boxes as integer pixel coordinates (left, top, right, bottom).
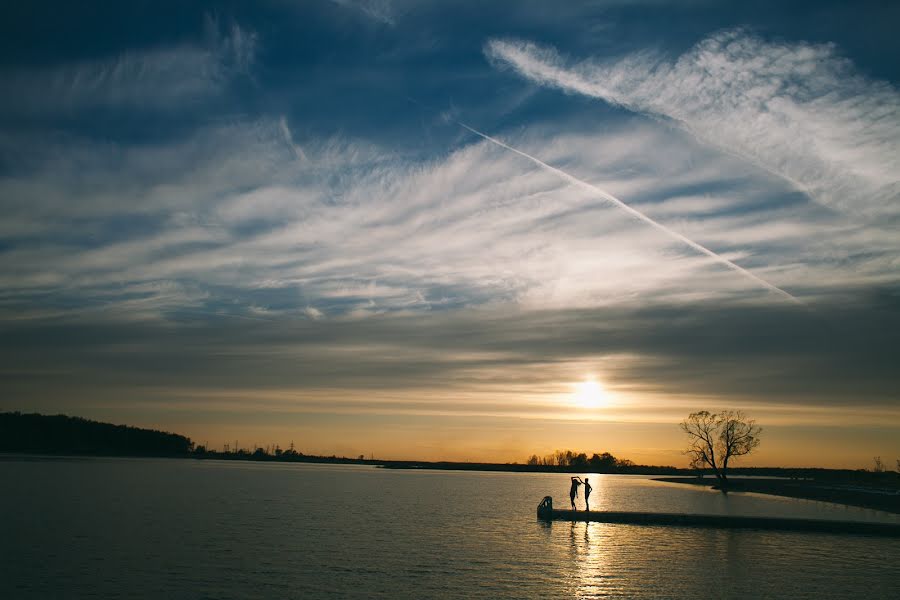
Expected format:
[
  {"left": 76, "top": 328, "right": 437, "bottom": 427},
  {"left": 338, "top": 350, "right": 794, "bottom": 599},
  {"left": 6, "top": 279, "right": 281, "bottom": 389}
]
[
  {"left": 4, "top": 413, "right": 899, "bottom": 510},
  {"left": 655, "top": 477, "right": 900, "bottom": 515},
  {"left": 5, "top": 451, "right": 899, "bottom": 514}
]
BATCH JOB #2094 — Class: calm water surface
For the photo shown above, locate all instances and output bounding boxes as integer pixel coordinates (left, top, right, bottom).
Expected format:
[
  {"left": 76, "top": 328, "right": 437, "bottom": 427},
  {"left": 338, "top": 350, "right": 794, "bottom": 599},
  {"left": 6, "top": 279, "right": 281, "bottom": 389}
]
[{"left": 2, "top": 457, "right": 899, "bottom": 599}]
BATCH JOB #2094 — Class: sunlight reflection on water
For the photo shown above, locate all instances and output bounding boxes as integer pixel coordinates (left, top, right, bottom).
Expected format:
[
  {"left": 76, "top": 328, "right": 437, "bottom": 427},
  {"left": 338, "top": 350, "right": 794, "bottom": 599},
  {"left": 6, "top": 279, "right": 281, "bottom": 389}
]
[{"left": 2, "top": 458, "right": 898, "bottom": 599}]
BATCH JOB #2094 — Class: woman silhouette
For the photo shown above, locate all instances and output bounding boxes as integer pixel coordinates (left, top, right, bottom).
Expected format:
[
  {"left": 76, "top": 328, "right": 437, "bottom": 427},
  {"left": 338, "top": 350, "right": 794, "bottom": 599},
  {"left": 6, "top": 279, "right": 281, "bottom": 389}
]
[{"left": 569, "top": 477, "right": 583, "bottom": 510}]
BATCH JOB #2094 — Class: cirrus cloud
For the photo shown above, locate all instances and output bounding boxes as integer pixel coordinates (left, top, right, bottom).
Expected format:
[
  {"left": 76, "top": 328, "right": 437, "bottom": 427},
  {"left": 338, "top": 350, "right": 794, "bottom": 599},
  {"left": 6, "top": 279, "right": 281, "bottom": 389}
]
[{"left": 485, "top": 30, "right": 900, "bottom": 218}]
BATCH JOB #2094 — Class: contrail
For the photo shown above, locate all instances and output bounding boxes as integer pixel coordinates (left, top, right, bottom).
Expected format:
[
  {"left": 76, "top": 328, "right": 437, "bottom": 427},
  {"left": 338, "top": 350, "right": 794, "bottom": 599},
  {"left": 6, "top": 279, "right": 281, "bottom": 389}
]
[{"left": 456, "top": 121, "right": 801, "bottom": 305}]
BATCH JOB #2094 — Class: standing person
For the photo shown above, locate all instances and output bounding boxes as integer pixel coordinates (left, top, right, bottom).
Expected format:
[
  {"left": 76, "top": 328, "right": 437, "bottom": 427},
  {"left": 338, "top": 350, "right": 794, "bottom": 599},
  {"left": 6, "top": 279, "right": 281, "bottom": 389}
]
[
  {"left": 584, "top": 478, "right": 593, "bottom": 511},
  {"left": 569, "top": 477, "right": 583, "bottom": 510}
]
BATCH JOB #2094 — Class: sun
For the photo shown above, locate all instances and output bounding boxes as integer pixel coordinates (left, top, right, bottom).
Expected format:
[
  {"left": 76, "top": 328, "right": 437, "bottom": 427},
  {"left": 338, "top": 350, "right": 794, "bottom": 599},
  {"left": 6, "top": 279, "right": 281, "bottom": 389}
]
[{"left": 573, "top": 378, "right": 609, "bottom": 409}]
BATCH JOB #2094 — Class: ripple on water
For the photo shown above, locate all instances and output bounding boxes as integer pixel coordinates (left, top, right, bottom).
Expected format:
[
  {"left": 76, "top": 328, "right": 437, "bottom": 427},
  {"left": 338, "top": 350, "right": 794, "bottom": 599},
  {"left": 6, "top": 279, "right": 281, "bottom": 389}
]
[{"left": 1, "top": 459, "right": 898, "bottom": 599}]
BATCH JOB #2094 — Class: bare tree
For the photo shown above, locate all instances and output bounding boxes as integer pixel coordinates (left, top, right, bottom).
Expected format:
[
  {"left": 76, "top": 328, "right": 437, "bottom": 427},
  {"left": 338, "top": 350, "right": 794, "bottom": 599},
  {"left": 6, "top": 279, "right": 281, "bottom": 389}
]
[
  {"left": 872, "top": 456, "right": 885, "bottom": 473},
  {"left": 680, "top": 410, "right": 761, "bottom": 489}
]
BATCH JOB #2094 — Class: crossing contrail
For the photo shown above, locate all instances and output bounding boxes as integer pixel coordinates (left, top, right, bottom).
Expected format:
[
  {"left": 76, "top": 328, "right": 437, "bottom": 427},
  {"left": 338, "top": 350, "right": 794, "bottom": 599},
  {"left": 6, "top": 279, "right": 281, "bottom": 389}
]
[{"left": 456, "top": 121, "right": 802, "bottom": 305}]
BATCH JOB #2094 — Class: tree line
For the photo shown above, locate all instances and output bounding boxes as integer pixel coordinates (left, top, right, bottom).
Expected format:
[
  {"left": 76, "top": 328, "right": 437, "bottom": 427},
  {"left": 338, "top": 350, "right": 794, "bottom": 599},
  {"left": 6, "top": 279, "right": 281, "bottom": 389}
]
[
  {"left": 0, "top": 412, "right": 194, "bottom": 457},
  {"left": 0, "top": 412, "right": 373, "bottom": 464},
  {"left": 7, "top": 410, "right": 894, "bottom": 483},
  {"left": 526, "top": 450, "right": 634, "bottom": 470},
  {"left": 523, "top": 449, "right": 681, "bottom": 474}
]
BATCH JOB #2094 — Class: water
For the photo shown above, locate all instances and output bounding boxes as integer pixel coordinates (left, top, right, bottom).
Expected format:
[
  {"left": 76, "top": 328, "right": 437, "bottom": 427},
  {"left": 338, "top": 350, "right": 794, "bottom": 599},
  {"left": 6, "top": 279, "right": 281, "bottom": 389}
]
[{"left": 2, "top": 457, "right": 899, "bottom": 599}]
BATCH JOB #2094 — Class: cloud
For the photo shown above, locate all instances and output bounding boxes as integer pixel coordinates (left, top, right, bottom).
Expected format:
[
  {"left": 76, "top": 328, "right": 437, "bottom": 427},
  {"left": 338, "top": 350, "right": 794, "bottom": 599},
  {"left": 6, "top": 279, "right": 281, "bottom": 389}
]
[
  {"left": 1, "top": 16, "right": 256, "bottom": 113},
  {"left": 485, "top": 30, "right": 900, "bottom": 218},
  {"left": 456, "top": 121, "right": 800, "bottom": 304},
  {"left": 203, "top": 14, "right": 258, "bottom": 75},
  {"left": 328, "top": 0, "right": 396, "bottom": 25},
  {"left": 2, "top": 114, "right": 897, "bottom": 327},
  {"left": 3, "top": 296, "right": 899, "bottom": 427},
  {"left": 304, "top": 306, "right": 324, "bottom": 320},
  {"left": 279, "top": 116, "right": 309, "bottom": 162}
]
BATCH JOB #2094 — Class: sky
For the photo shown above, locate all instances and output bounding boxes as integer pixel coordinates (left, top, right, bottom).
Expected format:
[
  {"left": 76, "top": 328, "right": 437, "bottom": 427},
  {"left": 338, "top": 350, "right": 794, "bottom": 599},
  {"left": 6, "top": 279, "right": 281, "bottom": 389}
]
[{"left": 1, "top": 0, "right": 899, "bottom": 468}]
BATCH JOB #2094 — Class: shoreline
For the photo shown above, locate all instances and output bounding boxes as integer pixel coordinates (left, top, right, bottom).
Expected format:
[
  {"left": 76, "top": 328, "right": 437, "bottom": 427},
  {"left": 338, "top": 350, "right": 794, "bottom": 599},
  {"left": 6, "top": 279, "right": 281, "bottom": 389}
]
[
  {"left": 6, "top": 452, "right": 899, "bottom": 514},
  {"left": 655, "top": 477, "right": 900, "bottom": 515},
  {"left": 0, "top": 451, "right": 679, "bottom": 475}
]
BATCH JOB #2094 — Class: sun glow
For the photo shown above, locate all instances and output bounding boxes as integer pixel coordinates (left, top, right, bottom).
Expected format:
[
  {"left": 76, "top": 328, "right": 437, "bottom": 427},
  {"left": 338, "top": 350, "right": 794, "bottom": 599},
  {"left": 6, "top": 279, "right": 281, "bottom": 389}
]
[{"left": 573, "top": 378, "right": 609, "bottom": 409}]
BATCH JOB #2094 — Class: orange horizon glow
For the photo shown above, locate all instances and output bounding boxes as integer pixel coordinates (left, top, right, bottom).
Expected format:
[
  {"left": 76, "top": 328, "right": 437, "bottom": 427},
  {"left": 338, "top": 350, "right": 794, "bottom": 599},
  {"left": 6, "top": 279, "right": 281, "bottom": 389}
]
[{"left": 53, "top": 382, "right": 898, "bottom": 471}]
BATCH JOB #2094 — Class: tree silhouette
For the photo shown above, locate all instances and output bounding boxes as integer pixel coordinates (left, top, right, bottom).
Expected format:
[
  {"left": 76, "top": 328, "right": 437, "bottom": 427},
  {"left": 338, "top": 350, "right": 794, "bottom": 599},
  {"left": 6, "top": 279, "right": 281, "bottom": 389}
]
[
  {"left": 0, "top": 412, "right": 193, "bottom": 456},
  {"left": 680, "top": 410, "right": 761, "bottom": 489}
]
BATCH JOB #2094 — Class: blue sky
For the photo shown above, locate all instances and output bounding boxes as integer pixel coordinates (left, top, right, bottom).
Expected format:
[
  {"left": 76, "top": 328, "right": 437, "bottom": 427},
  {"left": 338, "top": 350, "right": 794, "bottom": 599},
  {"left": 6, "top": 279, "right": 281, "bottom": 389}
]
[{"left": 1, "top": 1, "right": 898, "bottom": 465}]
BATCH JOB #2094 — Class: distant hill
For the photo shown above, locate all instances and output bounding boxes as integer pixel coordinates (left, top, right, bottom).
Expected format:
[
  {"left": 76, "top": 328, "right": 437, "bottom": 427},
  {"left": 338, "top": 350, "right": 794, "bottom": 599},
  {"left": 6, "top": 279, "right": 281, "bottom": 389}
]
[{"left": 0, "top": 412, "right": 193, "bottom": 457}]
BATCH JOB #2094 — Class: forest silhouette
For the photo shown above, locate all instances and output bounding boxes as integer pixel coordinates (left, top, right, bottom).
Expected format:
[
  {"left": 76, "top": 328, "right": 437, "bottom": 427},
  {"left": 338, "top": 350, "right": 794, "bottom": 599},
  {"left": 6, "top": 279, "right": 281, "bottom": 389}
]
[{"left": 0, "top": 412, "right": 193, "bottom": 456}]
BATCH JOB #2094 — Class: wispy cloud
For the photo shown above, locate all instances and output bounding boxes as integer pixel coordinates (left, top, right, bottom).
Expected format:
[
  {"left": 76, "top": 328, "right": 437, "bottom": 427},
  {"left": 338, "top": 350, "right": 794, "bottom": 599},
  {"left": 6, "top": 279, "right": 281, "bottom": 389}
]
[
  {"left": 328, "top": 0, "right": 396, "bottom": 25},
  {"left": 2, "top": 115, "right": 896, "bottom": 324},
  {"left": 1, "top": 16, "right": 256, "bottom": 113},
  {"left": 456, "top": 121, "right": 801, "bottom": 304},
  {"left": 279, "top": 116, "right": 309, "bottom": 162},
  {"left": 485, "top": 30, "right": 900, "bottom": 218}
]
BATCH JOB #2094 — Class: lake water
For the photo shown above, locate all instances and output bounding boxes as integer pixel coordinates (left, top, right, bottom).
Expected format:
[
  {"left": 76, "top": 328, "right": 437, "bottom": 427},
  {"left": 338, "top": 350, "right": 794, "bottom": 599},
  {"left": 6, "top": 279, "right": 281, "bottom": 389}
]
[{"left": 2, "top": 457, "right": 899, "bottom": 599}]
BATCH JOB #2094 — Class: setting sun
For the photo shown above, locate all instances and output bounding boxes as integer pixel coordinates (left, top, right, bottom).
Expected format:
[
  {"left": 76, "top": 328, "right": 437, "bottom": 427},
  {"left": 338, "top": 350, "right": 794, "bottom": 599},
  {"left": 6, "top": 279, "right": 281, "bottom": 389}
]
[{"left": 573, "top": 378, "right": 609, "bottom": 409}]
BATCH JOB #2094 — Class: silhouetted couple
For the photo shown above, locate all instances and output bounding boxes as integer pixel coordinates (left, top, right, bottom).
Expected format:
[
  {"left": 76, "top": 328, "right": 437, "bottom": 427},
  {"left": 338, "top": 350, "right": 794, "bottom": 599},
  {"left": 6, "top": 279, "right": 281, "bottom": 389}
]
[{"left": 569, "top": 476, "right": 592, "bottom": 511}]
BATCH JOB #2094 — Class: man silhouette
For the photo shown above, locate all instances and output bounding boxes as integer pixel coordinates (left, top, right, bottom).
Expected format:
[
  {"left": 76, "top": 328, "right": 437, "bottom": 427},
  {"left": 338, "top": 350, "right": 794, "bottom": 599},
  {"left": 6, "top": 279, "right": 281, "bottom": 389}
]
[
  {"left": 584, "top": 478, "right": 592, "bottom": 511},
  {"left": 569, "top": 477, "right": 583, "bottom": 510}
]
